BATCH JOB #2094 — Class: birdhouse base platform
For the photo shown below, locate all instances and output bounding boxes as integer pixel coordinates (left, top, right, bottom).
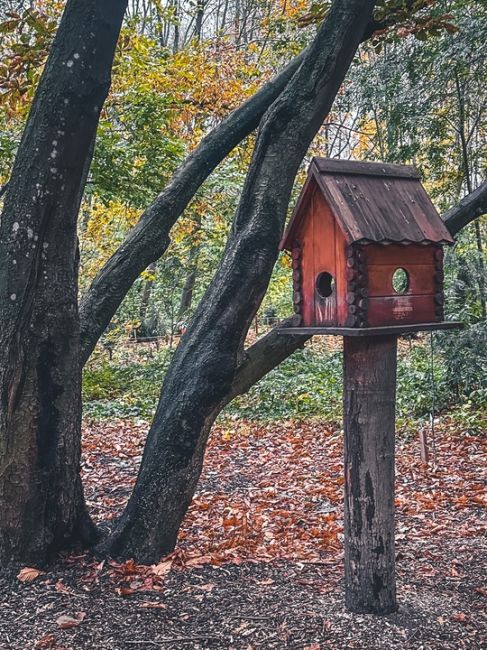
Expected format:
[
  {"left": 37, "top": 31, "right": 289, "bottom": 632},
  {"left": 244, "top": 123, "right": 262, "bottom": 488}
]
[{"left": 277, "top": 321, "right": 463, "bottom": 337}]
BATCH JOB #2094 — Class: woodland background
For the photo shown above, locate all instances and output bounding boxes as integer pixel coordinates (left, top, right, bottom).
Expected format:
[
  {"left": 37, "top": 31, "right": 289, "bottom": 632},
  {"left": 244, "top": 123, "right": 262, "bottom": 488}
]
[
  {"left": 1, "top": 0, "right": 485, "bottom": 429},
  {"left": 0, "top": 1, "right": 486, "bottom": 648}
]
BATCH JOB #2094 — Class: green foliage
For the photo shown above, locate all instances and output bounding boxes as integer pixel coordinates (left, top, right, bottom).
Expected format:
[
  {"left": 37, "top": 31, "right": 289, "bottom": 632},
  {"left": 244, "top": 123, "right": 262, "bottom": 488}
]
[
  {"left": 83, "top": 348, "right": 174, "bottom": 419},
  {"left": 436, "top": 324, "right": 487, "bottom": 408},
  {"left": 83, "top": 339, "right": 486, "bottom": 429},
  {"left": 226, "top": 347, "right": 343, "bottom": 421}
]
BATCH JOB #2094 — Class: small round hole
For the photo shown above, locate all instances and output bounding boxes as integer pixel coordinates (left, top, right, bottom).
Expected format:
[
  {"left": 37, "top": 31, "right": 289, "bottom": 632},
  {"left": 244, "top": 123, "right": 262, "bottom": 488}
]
[
  {"left": 316, "top": 272, "right": 335, "bottom": 298},
  {"left": 392, "top": 268, "right": 409, "bottom": 294}
]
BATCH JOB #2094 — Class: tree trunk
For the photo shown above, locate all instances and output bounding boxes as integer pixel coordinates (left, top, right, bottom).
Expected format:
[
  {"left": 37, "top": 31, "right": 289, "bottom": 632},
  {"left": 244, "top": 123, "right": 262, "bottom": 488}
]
[
  {"left": 194, "top": 0, "right": 205, "bottom": 41},
  {"left": 78, "top": 48, "right": 308, "bottom": 364},
  {"left": 138, "top": 263, "right": 157, "bottom": 334},
  {"left": 0, "top": 0, "right": 126, "bottom": 565},
  {"left": 77, "top": 11, "right": 385, "bottom": 365},
  {"left": 98, "top": 0, "right": 375, "bottom": 563},
  {"left": 177, "top": 269, "right": 197, "bottom": 321},
  {"left": 343, "top": 335, "right": 397, "bottom": 614}
]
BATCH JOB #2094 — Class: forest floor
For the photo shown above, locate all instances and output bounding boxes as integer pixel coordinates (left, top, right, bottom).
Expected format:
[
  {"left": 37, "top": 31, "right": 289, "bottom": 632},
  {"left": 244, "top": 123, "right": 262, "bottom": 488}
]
[{"left": 0, "top": 417, "right": 486, "bottom": 649}]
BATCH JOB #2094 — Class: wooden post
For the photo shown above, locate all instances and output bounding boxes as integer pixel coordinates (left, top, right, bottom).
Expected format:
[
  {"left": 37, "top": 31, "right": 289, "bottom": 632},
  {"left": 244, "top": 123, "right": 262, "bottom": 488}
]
[{"left": 343, "top": 335, "right": 397, "bottom": 614}]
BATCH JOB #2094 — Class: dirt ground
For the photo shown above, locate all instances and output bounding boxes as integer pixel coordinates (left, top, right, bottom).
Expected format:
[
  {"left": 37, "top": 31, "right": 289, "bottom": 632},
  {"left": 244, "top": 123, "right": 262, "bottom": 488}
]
[{"left": 0, "top": 418, "right": 485, "bottom": 649}]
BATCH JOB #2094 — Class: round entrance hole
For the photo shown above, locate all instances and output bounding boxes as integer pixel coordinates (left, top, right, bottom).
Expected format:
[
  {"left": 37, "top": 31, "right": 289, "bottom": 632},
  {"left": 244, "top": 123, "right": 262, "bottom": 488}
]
[
  {"left": 316, "top": 272, "right": 335, "bottom": 298},
  {"left": 392, "top": 268, "right": 409, "bottom": 294}
]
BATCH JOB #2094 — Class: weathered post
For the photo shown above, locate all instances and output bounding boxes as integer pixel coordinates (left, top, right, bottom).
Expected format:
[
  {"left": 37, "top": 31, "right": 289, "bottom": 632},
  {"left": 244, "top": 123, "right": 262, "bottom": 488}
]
[{"left": 343, "top": 335, "right": 397, "bottom": 614}]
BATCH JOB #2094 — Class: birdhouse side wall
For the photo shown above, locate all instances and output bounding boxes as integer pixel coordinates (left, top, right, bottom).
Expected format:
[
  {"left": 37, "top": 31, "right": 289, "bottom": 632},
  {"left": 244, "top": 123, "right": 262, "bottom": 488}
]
[{"left": 361, "top": 243, "right": 444, "bottom": 326}]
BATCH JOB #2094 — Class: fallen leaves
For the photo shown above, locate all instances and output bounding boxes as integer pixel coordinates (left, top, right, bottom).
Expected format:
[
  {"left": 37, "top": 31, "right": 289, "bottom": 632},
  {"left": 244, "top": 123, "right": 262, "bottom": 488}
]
[
  {"left": 34, "top": 634, "right": 58, "bottom": 649},
  {"left": 56, "top": 611, "right": 86, "bottom": 629},
  {"left": 17, "top": 567, "right": 45, "bottom": 582},
  {"left": 151, "top": 558, "right": 174, "bottom": 576},
  {"left": 2, "top": 415, "right": 486, "bottom": 650},
  {"left": 80, "top": 416, "right": 487, "bottom": 587}
]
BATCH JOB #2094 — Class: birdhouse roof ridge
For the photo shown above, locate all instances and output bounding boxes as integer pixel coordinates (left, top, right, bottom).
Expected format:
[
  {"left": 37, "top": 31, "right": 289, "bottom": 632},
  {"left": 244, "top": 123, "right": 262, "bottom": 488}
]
[
  {"left": 311, "top": 157, "right": 421, "bottom": 179},
  {"left": 280, "top": 157, "right": 454, "bottom": 250}
]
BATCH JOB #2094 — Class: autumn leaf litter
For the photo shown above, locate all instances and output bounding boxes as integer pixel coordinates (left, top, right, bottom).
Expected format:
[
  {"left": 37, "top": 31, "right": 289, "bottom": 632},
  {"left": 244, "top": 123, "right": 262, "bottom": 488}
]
[{"left": 0, "top": 417, "right": 485, "bottom": 649}]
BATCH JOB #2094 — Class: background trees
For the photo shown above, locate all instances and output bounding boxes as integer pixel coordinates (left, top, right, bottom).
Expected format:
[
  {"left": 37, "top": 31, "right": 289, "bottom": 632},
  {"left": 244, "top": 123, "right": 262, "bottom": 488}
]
[{"left": 0, "top": 0, "right": 485, "bottom": 565}]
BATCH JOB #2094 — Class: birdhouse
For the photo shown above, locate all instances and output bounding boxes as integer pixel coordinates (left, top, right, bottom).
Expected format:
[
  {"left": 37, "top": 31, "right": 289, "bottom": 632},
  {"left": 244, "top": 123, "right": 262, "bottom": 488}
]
[{"left": 280, "top": 158, "right": 454, "bottom": 329}]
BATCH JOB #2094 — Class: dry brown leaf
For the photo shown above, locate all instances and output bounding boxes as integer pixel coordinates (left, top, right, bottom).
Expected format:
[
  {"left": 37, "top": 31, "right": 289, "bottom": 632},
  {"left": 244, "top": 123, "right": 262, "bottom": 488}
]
[
  {"left": 34, "top": 634, "right": 57, "bottom": 649},
  {"left": 116, "top": 586, "right": 137, "bottom": 597},
  {"left": 195, "top": 582, "right": 215, "bottom": 592},
  {"left": 184, "top": 555, "right": 212, "bottom": 567},
  {"left": 55, "top": 580, "right": 71, "bottom": 594},
  {"left": 56, "top": 611, "right": 86, "bottom": 629},
  {"left": 138, "top": 601, "right": 167, "bottom": 609},
  {"left": 151, "top": 558, "right": 173, "bottom": 576},
  {"left": 17, "top": 567, "right": 45, "bottom": 582}
]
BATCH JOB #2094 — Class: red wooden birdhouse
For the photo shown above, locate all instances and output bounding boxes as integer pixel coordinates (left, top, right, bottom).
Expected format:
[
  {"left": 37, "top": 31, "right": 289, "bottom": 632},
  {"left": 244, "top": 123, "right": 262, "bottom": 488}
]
[{"left": 280, "top": 158, "right": 454, "bottom": 329}]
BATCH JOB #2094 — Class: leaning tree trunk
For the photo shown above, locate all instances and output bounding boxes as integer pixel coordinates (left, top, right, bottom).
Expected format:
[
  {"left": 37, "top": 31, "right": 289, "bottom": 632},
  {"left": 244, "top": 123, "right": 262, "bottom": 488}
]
[
  {"left": 78, "top": 10, "right": 385, "bottom": 365},
  {"left": 0, "top": 0, "right": 127, "bottom": 565},
  {"left": 78, "top": 49, "right": 308, "bottom": 364},
  {"left": 100, "top": 0, "right": 376, "bottom": 562}
]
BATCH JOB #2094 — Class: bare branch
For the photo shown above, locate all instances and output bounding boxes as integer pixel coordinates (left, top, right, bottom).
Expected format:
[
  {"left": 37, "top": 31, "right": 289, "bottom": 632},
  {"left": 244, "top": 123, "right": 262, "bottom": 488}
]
[{"left": 443, "top": 181, "right": 487, "bottom": 236}]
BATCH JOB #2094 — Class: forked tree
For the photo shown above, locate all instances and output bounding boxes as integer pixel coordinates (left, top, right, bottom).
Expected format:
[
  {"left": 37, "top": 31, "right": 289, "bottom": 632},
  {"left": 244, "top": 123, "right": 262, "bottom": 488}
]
[{"left": 0, "top": 0, "right": 486, "bottom": 565}]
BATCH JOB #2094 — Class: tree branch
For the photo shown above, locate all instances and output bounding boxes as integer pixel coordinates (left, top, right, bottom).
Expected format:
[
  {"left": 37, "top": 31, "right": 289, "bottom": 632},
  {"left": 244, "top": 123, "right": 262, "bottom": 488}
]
[
  {"left": 443, "top": 180, "right": 487, "bottom": 236},
  {"left": 226, "top": 315, "right": 308, "bottom": 403},
  {"left": 78, "top": 10, "right": 395, "bottom": 365},
  {"left": 79, "top": 48, "right": 308, "bottom": 364}
]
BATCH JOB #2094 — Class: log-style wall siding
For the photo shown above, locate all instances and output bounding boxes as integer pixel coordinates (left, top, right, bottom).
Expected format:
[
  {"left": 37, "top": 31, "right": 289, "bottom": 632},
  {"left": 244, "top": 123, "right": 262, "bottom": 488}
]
[
  {"left": 434, "top": 248, "right": 445, "bottom": 321},
  {"left": 291, "top": 245, "right": 303, "bottom": 325},
  {"left": 345, "top": 244, "right": 369, "bottom": 328}
]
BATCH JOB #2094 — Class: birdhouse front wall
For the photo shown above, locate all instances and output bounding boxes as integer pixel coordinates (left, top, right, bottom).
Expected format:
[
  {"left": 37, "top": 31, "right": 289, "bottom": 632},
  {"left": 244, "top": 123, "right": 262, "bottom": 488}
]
[
  {"left": 344, "top": 242, "right": 445, "bottom": 327},
  {"left": 293, "top": 189, "right": 347, "bottom": 326}
]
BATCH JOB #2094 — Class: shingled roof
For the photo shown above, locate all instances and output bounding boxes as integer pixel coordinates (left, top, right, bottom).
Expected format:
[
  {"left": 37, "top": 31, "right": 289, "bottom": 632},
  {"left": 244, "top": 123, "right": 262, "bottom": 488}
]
[{"left": 280, "top": 158, "right": 454, "bottom": 249}]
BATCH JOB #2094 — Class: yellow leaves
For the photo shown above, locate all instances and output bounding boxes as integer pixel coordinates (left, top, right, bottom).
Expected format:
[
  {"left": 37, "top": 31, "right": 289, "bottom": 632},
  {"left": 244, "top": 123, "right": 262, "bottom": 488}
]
[
  {"left": 350, "top": 117, "right": 377, "bottom": 160},
  {"left": 0, "top": 1, "right": 60, "bottom": 117},
  {"left": 81, "top": 199, "right": 140, "bottom": 281},
  {"left": 157, "top": 43, "right": 259, "bottom": 136},
  {"left": 279, "top": 253, "right": 293, "bottom": 269},
  {"left": 140, "top": 269, "right": 156, "bottom": 282}
]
